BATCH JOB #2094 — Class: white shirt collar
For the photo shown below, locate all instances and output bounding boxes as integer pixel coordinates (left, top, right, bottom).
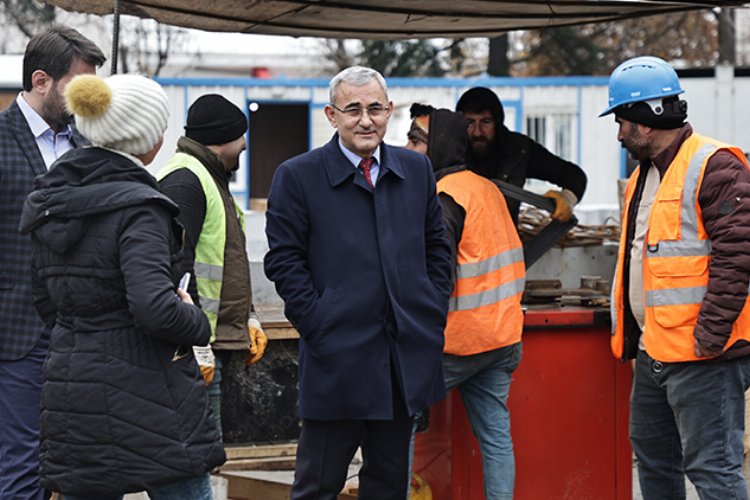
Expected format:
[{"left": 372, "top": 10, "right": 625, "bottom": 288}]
[{"left": 338, "top": 138, "right": 381, "bottom": 168}]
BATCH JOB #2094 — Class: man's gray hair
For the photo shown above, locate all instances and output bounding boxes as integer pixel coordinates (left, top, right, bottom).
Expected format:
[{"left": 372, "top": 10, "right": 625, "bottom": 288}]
[{"left": 329, "top": 66, "right": 388, "bottom": 104}]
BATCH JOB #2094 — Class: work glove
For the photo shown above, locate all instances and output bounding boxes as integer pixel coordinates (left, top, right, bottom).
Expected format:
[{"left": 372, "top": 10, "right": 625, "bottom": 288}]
[
  {"left": 193, "top": 345, "right": 216, "bottom": 385},
  {"left": 543, "top": 189, "right": 574, "bottom": 222},
  {"left": 245, "top": 317, "right": 268, "bottom": 365}
]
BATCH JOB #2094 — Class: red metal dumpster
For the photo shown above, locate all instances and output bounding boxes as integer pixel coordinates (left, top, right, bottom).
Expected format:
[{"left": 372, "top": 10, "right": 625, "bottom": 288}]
[{"left": 413, "top": 306, "right": 632, "bottom": 500}]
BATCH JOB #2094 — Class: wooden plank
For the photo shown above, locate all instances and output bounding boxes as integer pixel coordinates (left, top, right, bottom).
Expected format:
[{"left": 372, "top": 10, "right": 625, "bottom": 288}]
[
  {"left": 255, "top": 304, "right": 300, "bottom": 340},
  {"left": 224, "top": 475, "right": 291, "bottom": 500},
  {"left": 222, "top": 473, "right": 357, "bottom": 500},
  {"left": 221, "top": 456, "right": 296, "bottom": 471},
  {"left": 225, "top": 443, "right": 297, "bottom": 460},
  {"left": 265, "top": 326, "right": 299, "bottom": 340}
]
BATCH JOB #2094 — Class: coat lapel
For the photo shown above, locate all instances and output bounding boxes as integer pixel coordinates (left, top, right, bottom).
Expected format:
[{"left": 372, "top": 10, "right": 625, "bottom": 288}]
[
  {"left": 378, "top": 142, "right": 405, "bottom": 181},
  {"left": 323, "top": 134, "right": 369, "bottom": 191},
  {"left": 8, "top": 100, "right": 46, "bottom": 177}
]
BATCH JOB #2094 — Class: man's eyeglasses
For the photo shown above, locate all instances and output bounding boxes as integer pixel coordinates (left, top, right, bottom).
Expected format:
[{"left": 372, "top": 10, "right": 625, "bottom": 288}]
[{"left": 331, "top": 103, "right": 389, "bottom": 119}]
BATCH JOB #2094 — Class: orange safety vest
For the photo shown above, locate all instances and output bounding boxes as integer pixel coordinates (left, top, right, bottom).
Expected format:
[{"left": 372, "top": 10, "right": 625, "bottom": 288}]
[
  {"left": 437, "top": 170, "right": 526, "bottom": 356},
  {"left": 612, "top": 133, "right": 750, "bottom": 362}
]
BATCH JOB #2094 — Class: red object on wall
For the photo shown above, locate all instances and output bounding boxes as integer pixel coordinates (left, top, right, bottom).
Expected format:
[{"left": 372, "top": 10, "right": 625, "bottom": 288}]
[
  {"left": 251, "top": 67, "right": 271, "bottom": 78},
  {"left": 413, "top": 306, "right": 632, "bottom": 500}
]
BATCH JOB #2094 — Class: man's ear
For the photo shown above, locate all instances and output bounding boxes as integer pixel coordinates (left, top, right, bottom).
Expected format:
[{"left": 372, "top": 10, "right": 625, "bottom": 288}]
[
  {"left": 636, "top": 123, "right": 655, "bottom": 136},
  {"left": 30, "top": 70, "right": 52, "bottom": 95},
  {"left": 324, "top": 104, "right": 338, "bottom": 129}
]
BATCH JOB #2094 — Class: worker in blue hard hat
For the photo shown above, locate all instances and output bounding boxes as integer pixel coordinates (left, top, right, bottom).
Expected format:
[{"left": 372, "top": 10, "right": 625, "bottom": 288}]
[{"left": 603, "top": 55, "right": 750, "bottom": 499}]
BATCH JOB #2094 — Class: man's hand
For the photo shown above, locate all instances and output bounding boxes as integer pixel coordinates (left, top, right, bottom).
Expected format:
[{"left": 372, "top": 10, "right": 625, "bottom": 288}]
[
  {"left": 543, "top": 190, "right": 574, "bottom": 222},
  {"left": 694, "top": 337, "right": 724, "bottom": 359},
  {"left": 245, "top": 318, "right": 268, "bottom": 365}
]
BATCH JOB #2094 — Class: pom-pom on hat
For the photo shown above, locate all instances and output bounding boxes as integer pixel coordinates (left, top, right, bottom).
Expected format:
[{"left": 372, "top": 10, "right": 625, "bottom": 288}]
[
  {"left": 65, "top": 73, "right": 169, "bottom": 156},
  {"left": 184, "top": 94, "right": 247, "bottom": 146}
]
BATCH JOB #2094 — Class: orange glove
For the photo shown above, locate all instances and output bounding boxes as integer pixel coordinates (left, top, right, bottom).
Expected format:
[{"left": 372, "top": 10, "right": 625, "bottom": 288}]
[
  {"left": 543, "top": 190, "right": 574, "bottom": 222},
  {"left": 245, "top": 318, "right": 268, "bottom": 365},
  {"left": 198, "top": 364, "right": 215, "bottom": 385}
]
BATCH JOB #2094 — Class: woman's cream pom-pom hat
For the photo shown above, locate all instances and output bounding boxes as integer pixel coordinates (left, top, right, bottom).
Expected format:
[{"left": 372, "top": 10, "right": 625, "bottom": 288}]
[{"left": 64, "top": 73, "right": 169, "bottom": 156}]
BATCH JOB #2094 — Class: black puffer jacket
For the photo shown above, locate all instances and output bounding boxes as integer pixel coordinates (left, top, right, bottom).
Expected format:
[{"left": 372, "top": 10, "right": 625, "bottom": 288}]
[{"left": 19, "top": 147, "right": 225, "bottom": 496}]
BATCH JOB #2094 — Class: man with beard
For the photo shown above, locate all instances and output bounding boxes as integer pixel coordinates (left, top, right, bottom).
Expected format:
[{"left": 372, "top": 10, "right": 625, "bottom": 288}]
[
  {"left": 0, "top": 25, "right": 105, "bottom": 500},
  {"left": 603, "top": 56, "right": 750, "bottom": 499},
  {"left": 406, "top": 105, "right": 525, "bottom": 499},
  {"left": 158, "top": 94, "right": 267, "bottom": 439},
  {"left": 456, "top": 87, "right": 587, "bottom": 223}
]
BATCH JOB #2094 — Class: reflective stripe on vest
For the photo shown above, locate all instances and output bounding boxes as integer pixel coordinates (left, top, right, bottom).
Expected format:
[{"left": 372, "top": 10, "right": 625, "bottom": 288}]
[
  {"left": 157, "top": 152, "right": 245, "bottom": 341},
  {"left": 613, "top": 133, "right": 750, "bottom": 362},
  {"left": 438, "top": 170, "right": 525, "bottom": 356},
  {"left": 645, "top": 144, "right": 715, "bottom": 260},
  {"left": 449, "top": 248, "right": 525, "bottom": 311},
  {"left": 456, "top": 247, "right": 525, "bottom": 279},
  {"left": 642, "top": 143, "right": 714, "bottom": 312}
]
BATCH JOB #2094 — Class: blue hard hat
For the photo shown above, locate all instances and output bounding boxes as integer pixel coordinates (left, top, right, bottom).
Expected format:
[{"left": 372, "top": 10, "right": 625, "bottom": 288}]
[{"left": 599, "top": 56, "right": 684, "bottom": 117}]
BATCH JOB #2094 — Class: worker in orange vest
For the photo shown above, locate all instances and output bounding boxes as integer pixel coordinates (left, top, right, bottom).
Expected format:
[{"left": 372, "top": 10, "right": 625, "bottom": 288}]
[
  {"left": 406, "top": 105, "right": 525, "bottom": 499},
  {"left": 602, "top": 56, "right": 750, "bottom": 499}
]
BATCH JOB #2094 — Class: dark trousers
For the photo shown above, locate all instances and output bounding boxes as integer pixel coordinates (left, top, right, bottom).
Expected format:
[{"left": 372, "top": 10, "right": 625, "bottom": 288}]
[
  {"left": 291, "top": 381, "right": 413, "bottom": 500},
  {"left": 0, "top": 332, "right": 48, "bottom": 500},
  {"left": 630, "top": 349, "right": 750, "bottom": 500}
]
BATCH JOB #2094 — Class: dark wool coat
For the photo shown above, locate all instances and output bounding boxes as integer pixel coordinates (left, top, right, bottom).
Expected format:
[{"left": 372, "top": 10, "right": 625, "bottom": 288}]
[
  {"left": 19, "top": 147, "right": 225, "bottom": 496},
  {"left": 264, "top": 135, "right": 453, "bottom": 421}
]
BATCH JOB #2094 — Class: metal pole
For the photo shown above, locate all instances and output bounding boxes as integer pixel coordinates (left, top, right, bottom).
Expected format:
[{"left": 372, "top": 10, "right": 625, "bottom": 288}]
[{"left": 111, "top": 0, "right": 122, "bottom": 74}]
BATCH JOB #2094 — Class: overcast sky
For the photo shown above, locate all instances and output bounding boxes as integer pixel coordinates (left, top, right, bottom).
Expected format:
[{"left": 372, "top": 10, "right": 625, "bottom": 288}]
[{"left": 185, "top": 30, "right": 321, "bottom": 55}]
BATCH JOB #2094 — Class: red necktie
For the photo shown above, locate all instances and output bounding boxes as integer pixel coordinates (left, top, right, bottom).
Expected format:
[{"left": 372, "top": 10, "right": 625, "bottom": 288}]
[{"left": 359, "top": 157, "right": 374, "bottom": 188}]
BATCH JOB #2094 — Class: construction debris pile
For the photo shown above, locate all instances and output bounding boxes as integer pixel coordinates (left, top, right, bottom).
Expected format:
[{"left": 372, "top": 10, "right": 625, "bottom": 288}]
[
  {"left": 518, "top": 205, "right": 621, "bottom": 247},
  {"left": 523, "top": 277, "right": 611, "bottom": 308}
]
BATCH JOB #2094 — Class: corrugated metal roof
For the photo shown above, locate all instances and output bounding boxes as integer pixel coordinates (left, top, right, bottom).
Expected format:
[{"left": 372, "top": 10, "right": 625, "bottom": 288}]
[{"left": 45, "top": 0, "right": 747, "bottom": 39}]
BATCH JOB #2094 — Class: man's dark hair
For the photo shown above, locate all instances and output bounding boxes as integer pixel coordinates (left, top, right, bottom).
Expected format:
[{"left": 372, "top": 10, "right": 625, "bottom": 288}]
[
  {"left": 23, "top": 25, "right": 106, "bottom": 91},
  {"left": 455, "top": 86, "right": 505, "bottom": 128},
  {"left": 409, "top": 102, "right": 434, "bottom": 119}
]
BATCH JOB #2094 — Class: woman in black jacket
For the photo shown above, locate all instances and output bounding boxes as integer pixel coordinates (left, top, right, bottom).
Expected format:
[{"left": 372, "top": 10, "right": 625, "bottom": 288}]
[{"left": 19, "top": 74, "right": 225, "bottom": 499}]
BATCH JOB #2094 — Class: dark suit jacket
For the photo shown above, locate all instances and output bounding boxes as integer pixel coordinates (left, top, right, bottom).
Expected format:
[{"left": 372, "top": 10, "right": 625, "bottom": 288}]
[
  {"left": 0, "top": 100, "right": 86, "bottom": 360},
  {"left": 264, "top": 134, "right": 453, "bottom": 420}
]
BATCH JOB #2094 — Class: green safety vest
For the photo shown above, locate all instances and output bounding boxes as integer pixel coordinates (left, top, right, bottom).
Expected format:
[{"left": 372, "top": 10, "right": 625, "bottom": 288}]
[{"left": 157, "top": 152, "right": 245, "bottom": 342}]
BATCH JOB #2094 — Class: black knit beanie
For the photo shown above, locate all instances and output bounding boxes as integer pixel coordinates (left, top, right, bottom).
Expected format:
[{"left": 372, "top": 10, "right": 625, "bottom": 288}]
[
  {"left": 184, "top": 94, "right": 248, "bottom": 145},
  {"left": 614, "top": 96, "right": 687, "bottom": 130}
]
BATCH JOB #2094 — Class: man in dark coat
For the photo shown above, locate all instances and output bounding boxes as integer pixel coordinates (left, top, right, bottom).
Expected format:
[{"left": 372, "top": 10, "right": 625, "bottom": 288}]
[
  {"left": 456, "top": 86, "right": 587, "bottom": 223},
  {"left": 264, "top": 65, "right": 453, "bottom": 500},
  {"left": 0, "top": 26, "right": 105, "bottom": 500}
]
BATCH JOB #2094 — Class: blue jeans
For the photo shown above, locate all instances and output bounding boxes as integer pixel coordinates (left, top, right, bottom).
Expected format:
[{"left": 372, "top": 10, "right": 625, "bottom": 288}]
[
  {"left": 207, "top": 353, "right": 224, "bottom": 439},
  {"left": 442, "top": 342, "right": 522, "bottom": 500},
  {"left": 0, "top": 331, "right": 48, "bottom": 500},
  {"left": 631, "top": 350, "right": 750, "bottom": 500},
  {"left": 62, "top": 472, "right": 213, "bottom": 500}
]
